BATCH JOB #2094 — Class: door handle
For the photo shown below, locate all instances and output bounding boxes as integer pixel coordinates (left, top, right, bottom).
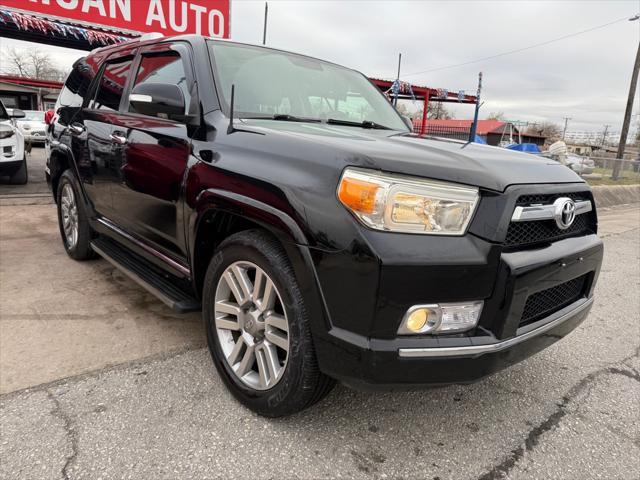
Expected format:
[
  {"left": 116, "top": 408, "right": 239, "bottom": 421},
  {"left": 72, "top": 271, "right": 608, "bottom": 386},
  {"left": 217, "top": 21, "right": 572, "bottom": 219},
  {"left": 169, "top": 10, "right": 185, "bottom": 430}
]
[
  {"left": 109, "top": 133, "right": 127, "bottom": 145},
  {"left": 68, "top": 123, "right": 85, "bottom": 135}
]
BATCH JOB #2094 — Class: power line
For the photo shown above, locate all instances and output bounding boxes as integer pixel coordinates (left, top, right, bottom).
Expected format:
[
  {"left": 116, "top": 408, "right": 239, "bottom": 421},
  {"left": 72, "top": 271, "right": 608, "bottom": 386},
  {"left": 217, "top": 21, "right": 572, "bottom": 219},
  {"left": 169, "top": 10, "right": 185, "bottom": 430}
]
[{"left": 399, "top": 15, "right": 634, "bottom": 78}]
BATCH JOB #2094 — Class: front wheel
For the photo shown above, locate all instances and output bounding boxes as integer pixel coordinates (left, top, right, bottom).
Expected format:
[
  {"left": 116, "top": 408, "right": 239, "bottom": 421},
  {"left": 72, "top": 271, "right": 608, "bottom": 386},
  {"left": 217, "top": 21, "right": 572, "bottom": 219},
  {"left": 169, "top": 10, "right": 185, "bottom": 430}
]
[
  {"left": 203, "top": 230, "right": 335, "bottom": 417},
  {"left": 56, "top": 170, "right": 96, "bottom": 260}
]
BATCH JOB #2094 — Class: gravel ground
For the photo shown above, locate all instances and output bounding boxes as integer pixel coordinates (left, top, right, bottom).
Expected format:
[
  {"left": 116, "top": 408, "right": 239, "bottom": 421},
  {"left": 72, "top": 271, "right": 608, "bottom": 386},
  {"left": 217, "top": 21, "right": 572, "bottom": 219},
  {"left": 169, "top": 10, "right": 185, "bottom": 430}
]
[{"left": 0, "top": 216, "right": 638, "bottom": 480}]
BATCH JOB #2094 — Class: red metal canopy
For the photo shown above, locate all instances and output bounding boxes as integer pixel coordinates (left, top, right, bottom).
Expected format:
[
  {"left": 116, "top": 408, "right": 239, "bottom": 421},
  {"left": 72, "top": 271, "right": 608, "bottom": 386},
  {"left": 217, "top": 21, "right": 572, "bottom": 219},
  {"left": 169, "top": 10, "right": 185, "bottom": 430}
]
[{"left": 370, "top": 78, "right": 478, "bottom": 136}]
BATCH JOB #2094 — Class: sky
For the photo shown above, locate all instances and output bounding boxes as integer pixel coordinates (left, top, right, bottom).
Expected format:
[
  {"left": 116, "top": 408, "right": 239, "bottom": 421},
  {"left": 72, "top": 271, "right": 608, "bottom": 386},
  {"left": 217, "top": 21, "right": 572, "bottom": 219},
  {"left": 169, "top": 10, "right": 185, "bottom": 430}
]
[{"left": 0, "top": 0, "right": 638, "bottom": 134}]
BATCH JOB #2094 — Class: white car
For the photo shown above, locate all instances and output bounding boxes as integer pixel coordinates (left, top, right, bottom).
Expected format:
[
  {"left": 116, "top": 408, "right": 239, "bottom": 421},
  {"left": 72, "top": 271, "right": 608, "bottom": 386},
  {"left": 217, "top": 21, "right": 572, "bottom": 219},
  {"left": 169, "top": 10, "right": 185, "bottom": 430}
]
[
  {"left": 17, "top": 110, "right": 47, "bottom": 145},
  {"left": 0, "top": 102, "right": 27, "bottom": 184},
  {"left": 565, "top": 154, "right": 595, "bottom": 175}
]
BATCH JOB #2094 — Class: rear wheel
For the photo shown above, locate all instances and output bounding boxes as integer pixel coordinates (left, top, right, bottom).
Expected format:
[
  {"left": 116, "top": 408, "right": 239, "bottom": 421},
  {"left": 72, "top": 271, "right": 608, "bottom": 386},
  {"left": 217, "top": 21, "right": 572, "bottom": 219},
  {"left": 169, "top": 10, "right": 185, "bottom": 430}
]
[
  {"left": 203, "top": 230, "right": 335, "bottom": 417},
  {"left": 56, "top": 170, "right": 95, "bottom": 260},
  {"left": 9, "top": 156, "right": 27, "bottom": 185}
]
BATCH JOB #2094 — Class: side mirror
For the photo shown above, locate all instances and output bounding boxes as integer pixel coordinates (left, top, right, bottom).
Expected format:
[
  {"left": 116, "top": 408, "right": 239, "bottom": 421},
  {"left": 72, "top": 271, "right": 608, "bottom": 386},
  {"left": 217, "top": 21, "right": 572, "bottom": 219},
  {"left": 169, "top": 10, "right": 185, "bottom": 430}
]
[
  {"left": 9, "top": 109, "right": 25, "bottom": 119},
  {"left": 129, "top": 83, "right": 185, "bottom": 118},
  {"left": 401, "top": 115, "right": 413, "bottom": 131}
]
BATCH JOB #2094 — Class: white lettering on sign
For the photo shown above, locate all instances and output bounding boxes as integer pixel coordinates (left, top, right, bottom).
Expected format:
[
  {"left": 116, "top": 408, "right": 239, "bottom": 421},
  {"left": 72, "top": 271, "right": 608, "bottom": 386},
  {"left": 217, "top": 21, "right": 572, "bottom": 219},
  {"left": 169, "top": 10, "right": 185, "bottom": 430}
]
[
  {"left": 208, "top": 9, "right": 224, "bottom": 37},
  {"left": 110, "top": 0, "right": 130, "bottom": 21},
  {"left": 146, "top": 0, "right": 167, "bottom": 29},
  {"left": 189, "top": 3, "right": 206, "bottom": 35},
  {"left": 169, "top": 0, "right": 188, "bottom": 33},
  {"left": 81, "top": 0, "right": 107, "bottom": 16},
  {"left": 57, "top": 0, "right": 79, "bottom": 8},
  {"left": 22, "top": 0, "right": 227, "bottom": 38}
]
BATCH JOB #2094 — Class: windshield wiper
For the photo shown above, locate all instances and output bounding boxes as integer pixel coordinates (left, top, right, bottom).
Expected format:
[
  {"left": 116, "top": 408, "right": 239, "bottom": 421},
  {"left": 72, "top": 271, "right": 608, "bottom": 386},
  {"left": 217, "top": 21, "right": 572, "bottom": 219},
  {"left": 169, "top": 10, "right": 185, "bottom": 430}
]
[
  {"left": 242, "top": 114, "right": 321, "bottom": 123},
  {"left": 326, "top": 118, "right": 392, "bottom": 130}
]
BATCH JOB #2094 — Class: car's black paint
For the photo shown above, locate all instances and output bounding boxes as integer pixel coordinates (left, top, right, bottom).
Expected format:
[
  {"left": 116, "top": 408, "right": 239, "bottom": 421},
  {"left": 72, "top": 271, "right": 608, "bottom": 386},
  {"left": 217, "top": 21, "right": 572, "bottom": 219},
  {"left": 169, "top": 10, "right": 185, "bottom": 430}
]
[{"left": 47, "top": 35, "right": 603, "bottom": 389}]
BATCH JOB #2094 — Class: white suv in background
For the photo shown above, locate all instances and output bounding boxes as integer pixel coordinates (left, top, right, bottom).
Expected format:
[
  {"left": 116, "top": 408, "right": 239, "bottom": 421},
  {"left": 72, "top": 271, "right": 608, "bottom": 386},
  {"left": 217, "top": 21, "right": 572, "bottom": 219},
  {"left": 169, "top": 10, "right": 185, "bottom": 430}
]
[
  {"left": 0, "top": 101, "right": 27, "bottom": 185},
  {"left": 16, "top": 110, "right": 47, "bottom": 146}
]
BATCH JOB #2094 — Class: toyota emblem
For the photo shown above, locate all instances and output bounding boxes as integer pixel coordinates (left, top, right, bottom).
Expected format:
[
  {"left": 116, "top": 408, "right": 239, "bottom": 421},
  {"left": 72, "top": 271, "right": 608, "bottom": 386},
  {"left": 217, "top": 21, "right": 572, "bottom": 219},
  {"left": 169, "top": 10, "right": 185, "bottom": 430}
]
[{"left": 553, "top": 197, "right": 576, "bottom": 230}]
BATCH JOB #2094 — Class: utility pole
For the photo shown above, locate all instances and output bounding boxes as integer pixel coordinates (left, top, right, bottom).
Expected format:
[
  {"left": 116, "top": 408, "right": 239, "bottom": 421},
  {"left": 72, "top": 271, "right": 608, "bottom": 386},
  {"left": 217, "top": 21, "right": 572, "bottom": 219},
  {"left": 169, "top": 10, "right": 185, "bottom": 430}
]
[
  {"left": 612, "top": 39, "right": 640, "bottom": 179},
  {"left": 562, "top": 117, "right": 571, "bottom": 141},
  {"left": 393, "top": 53, "right": 402, "bottom": 107},
  {"left": 469, "top": 72, "right": 483, "bottom": 142},
  {"left": 601, "top": 124, "right": 611, "bottom": 146},
  {"left": 262, "top": 2, "right": 268, "bottom": 45}
]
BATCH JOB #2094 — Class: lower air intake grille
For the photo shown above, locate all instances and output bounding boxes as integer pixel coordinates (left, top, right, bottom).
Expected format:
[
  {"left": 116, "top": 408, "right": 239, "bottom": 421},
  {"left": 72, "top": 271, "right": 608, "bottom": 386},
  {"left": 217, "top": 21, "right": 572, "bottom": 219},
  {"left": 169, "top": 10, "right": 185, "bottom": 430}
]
[{"left": 520, "top": 274, "right": 588, "bottom": 328}]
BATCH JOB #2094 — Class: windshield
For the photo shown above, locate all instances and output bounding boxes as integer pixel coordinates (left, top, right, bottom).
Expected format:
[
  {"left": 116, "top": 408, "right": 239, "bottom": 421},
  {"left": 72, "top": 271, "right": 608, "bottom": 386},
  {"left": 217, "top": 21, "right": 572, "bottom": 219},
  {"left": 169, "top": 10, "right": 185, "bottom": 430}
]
[
  {"left": 208, "top": 41, "right": 407, "bottom": 131},
  {"left": 0, "top": 102, "right": 8, "bottom": 121},
  {"left": 23, "top": 110, "right": 45, "bottom": 122}
]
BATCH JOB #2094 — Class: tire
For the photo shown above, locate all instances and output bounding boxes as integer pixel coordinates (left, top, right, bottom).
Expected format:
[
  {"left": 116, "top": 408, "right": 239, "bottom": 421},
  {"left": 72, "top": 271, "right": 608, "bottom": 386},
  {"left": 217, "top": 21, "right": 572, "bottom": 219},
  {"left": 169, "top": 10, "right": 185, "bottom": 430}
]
[
  {"left": 56, "top": 170, "right": 96, "bottom": 260},
  {"left": 203, "top": 230, "right": 335, "bottom": 417},
  {"left": 9, "top": 156, "right": 27, "bottom": 185}
]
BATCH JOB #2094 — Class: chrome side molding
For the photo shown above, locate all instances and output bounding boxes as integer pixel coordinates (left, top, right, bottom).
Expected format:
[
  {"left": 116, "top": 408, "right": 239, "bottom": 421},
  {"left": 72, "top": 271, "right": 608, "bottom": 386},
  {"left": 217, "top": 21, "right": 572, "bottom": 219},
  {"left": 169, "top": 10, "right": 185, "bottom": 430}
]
[{"left": 96, "top": 217, "right": 190, "bottom": 277}]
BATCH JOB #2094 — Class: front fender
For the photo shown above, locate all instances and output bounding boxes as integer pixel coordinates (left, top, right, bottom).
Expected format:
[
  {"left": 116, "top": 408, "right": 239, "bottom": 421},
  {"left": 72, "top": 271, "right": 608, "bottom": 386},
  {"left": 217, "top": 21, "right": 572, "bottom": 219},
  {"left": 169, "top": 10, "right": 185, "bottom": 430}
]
[{"left": 189, "top": 188, "right": 336, "bottom": 356}]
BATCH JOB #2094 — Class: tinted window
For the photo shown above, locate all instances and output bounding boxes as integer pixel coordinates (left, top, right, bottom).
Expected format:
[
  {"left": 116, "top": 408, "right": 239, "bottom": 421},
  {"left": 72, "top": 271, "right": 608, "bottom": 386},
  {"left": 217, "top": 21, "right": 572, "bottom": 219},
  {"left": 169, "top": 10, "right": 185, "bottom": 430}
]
[
  {"left": 129, "top": 52, "right": 190, "bottom": 115},
  {"left": 0, "top": 101, "right": 8, "bottom": 121},
  {"left": 90, "top": 58, "right": 133, "bottom": 111},
  {"left": 57, "top": 58, "right": 96, "bottom": 109},
  {"left": 208, "top": 41, "right": 407, "bottom": 131}
]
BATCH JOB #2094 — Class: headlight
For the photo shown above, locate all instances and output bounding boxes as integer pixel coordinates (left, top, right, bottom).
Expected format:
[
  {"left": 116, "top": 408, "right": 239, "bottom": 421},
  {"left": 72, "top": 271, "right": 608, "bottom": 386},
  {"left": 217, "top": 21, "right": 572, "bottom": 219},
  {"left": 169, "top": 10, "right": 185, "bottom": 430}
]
[
  {"left": 338, "top": 167, "right": 479, "bottom": 235},
  {"left": 0, "top": 125, "right": 15, "bottom": 140}
]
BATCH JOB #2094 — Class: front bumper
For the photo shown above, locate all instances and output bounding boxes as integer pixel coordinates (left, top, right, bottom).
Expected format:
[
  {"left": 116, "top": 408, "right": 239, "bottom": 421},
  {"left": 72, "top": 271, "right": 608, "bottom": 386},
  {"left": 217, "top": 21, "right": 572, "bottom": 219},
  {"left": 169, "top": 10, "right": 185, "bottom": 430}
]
[
  {"left": 322, "top": 297, "right": 592, "bottom": 390},
  {"left": 311, "top": 233, "right": 603, "bottom": 390}
]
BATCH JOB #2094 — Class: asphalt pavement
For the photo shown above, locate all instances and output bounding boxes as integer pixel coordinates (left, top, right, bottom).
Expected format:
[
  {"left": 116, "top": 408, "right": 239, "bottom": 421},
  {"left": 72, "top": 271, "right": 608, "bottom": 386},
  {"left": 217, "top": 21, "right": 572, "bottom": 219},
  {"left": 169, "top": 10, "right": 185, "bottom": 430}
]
[{"left": 0, "top": 201, "right": 638, "bottom": 479}]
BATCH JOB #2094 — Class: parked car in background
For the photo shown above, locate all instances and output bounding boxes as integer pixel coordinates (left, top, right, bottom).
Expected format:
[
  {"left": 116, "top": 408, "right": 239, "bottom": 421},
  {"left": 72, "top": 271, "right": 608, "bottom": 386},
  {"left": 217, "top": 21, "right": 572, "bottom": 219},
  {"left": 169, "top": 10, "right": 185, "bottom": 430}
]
[
  {"left": 0, "top": 101, "right": 27, "bottom": 184},
  {"left": 16, "top": 110, "right": 47, "bottom": 146},
  {"left": 565, "top": 154, "right": 595, "bottom": 175},
  {"left": 48, "top": 35, "right": 603, "bottom": 417}
]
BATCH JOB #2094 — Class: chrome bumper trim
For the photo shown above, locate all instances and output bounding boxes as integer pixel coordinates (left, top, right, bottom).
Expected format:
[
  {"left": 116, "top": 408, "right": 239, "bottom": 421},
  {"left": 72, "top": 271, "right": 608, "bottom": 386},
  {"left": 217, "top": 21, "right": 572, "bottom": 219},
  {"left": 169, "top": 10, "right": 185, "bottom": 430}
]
[
  {"left": 398, "top": 297, "right": 593, "bottom": 358},
  {"left": 511, "top": 199, "right": 592, "bottom": 222}
]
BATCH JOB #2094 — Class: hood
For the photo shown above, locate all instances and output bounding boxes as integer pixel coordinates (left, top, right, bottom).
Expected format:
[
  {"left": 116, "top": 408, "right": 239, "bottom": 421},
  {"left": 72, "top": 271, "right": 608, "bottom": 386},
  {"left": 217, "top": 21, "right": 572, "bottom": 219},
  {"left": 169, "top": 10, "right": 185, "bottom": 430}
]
[
  {"left": 240, "top": 119, "right": 584, "bottom": 192},
  {"left": 18, "top": 120, "right": 46, "bottom": 131}
]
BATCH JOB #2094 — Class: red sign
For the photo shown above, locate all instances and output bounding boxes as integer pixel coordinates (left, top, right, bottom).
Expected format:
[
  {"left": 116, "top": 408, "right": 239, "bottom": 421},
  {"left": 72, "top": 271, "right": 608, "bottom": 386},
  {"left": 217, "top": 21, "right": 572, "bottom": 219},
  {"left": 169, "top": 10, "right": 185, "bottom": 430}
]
[{"left": 0, "top": 0, "right": 230, "bottom": 38}]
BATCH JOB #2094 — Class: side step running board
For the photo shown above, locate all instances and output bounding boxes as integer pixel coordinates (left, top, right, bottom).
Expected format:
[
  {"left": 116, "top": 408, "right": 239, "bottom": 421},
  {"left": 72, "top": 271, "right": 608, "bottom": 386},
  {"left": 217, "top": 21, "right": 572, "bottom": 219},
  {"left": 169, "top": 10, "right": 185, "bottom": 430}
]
[{"left": 91, "top": 238, "right": 201, "bottom": 313}]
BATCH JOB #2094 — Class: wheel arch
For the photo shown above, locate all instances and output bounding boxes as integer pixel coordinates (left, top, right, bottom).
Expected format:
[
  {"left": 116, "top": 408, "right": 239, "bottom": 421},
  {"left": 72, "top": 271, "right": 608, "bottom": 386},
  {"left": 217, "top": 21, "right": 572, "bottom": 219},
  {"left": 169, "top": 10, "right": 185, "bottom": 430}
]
[
  {"left": 48, "top": 145, "right": 73, "bottom": 202},
  {"left": 190, "top": 189, "right": 332, "bottom": 339}
]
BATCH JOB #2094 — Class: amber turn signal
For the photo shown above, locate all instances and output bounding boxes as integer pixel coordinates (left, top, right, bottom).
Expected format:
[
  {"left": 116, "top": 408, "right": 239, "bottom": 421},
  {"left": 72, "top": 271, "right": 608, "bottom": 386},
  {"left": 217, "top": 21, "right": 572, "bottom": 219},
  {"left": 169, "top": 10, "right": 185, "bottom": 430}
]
[{"left": 338, "top": 177, "right": 379, "bottom": 214}]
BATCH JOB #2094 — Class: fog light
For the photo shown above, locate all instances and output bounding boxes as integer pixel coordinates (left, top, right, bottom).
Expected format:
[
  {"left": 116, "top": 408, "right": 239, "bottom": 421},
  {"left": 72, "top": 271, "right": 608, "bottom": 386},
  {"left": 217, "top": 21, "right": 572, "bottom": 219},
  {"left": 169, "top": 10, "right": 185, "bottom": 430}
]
[
  {"left": 398, "top": 301, "right": 483, "bottom": 335},
  {"left": 405, "top": 309, "right": 428, "bottom": 332}
]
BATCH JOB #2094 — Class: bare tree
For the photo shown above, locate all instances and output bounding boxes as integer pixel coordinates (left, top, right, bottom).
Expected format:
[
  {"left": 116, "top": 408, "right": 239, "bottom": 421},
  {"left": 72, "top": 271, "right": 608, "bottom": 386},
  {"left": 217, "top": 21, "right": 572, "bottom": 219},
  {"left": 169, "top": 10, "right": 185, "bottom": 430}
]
[
  {"left": 413, "top": 102, "right": 452, "bottom": 120},
  {"left": 2, "top": 47, "right": 65, "bottom": 81},
  {"left": 486, "top": 111, "right": 506, "bottom": 121},
  {"left": 524, "top": 122, "right": 562, "bottom": 142}
]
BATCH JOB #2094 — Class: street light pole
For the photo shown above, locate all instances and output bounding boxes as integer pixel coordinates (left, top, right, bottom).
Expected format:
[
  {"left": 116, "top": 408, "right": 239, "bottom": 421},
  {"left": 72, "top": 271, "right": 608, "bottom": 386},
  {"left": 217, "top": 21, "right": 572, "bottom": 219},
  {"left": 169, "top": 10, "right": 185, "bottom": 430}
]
[
  {"left": 262, "top": 2, "right": 268, "bottom": 45},
  {"left": 562, "top": 117, "right": 571, "bottom": 140},
  {"left": 601, "top": 124, "right": 610, "bottom": 146},
  {"left": 612, "top": 15, "right": 640, "bottom": 180},
  {"left": 469, "top": 72, "right": 483, "bottom": 142}
]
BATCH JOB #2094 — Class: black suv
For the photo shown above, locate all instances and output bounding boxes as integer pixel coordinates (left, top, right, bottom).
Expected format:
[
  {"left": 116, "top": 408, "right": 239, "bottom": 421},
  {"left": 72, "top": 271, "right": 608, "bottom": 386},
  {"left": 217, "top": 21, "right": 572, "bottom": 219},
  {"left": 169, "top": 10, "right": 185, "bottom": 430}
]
[{"left": 48, "top": 35, "right": 603, "bottom": 417}]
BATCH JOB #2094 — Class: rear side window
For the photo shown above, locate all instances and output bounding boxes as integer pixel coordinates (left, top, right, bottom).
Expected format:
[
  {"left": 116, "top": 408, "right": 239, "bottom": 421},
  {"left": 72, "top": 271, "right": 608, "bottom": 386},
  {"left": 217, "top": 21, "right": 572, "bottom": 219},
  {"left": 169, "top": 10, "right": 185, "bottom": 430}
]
[
  {"left": 57, "top": 58, "right": 97, "bottom": 109},
  {"left": 90, "top": 58, "right": 133, "bottom": 111},
  {"left": 129, "top": 52, "right": 190, "bottom": 115}
]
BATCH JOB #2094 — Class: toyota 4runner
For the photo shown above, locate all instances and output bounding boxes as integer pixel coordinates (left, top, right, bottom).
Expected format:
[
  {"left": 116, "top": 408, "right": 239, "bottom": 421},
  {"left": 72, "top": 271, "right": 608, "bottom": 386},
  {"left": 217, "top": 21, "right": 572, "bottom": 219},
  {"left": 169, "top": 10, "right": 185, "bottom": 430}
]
[{"left": 47, "top": 35, "right": 603, "bottom": 417}]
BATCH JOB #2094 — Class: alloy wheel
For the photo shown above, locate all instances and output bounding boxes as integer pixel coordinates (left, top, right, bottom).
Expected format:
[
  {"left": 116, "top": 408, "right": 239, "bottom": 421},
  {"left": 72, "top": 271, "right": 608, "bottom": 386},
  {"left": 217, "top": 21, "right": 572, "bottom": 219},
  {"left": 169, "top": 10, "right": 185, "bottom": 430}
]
[
  {"left": 60, "top": 183, "right": 79, "bottom": 249},
  {"left": 214, "top": 261, "right": 290, "bottom": 390}
]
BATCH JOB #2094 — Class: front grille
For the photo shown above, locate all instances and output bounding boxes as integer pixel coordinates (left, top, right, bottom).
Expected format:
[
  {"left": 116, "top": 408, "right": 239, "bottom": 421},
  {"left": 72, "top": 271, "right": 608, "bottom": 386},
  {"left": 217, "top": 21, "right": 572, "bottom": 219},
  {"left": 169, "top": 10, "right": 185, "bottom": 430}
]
[
  {"left": 520, "top": 274, "right": 588, "bottom": 328},
  {"left": 515, "top": 192, "right": 587, "bottom": 205},
  {"left": 505, "top": 192, "right": 595, "bottom": 248},
  {"left": 506, "top": 214, "right": 590, "bottom": 247}
]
